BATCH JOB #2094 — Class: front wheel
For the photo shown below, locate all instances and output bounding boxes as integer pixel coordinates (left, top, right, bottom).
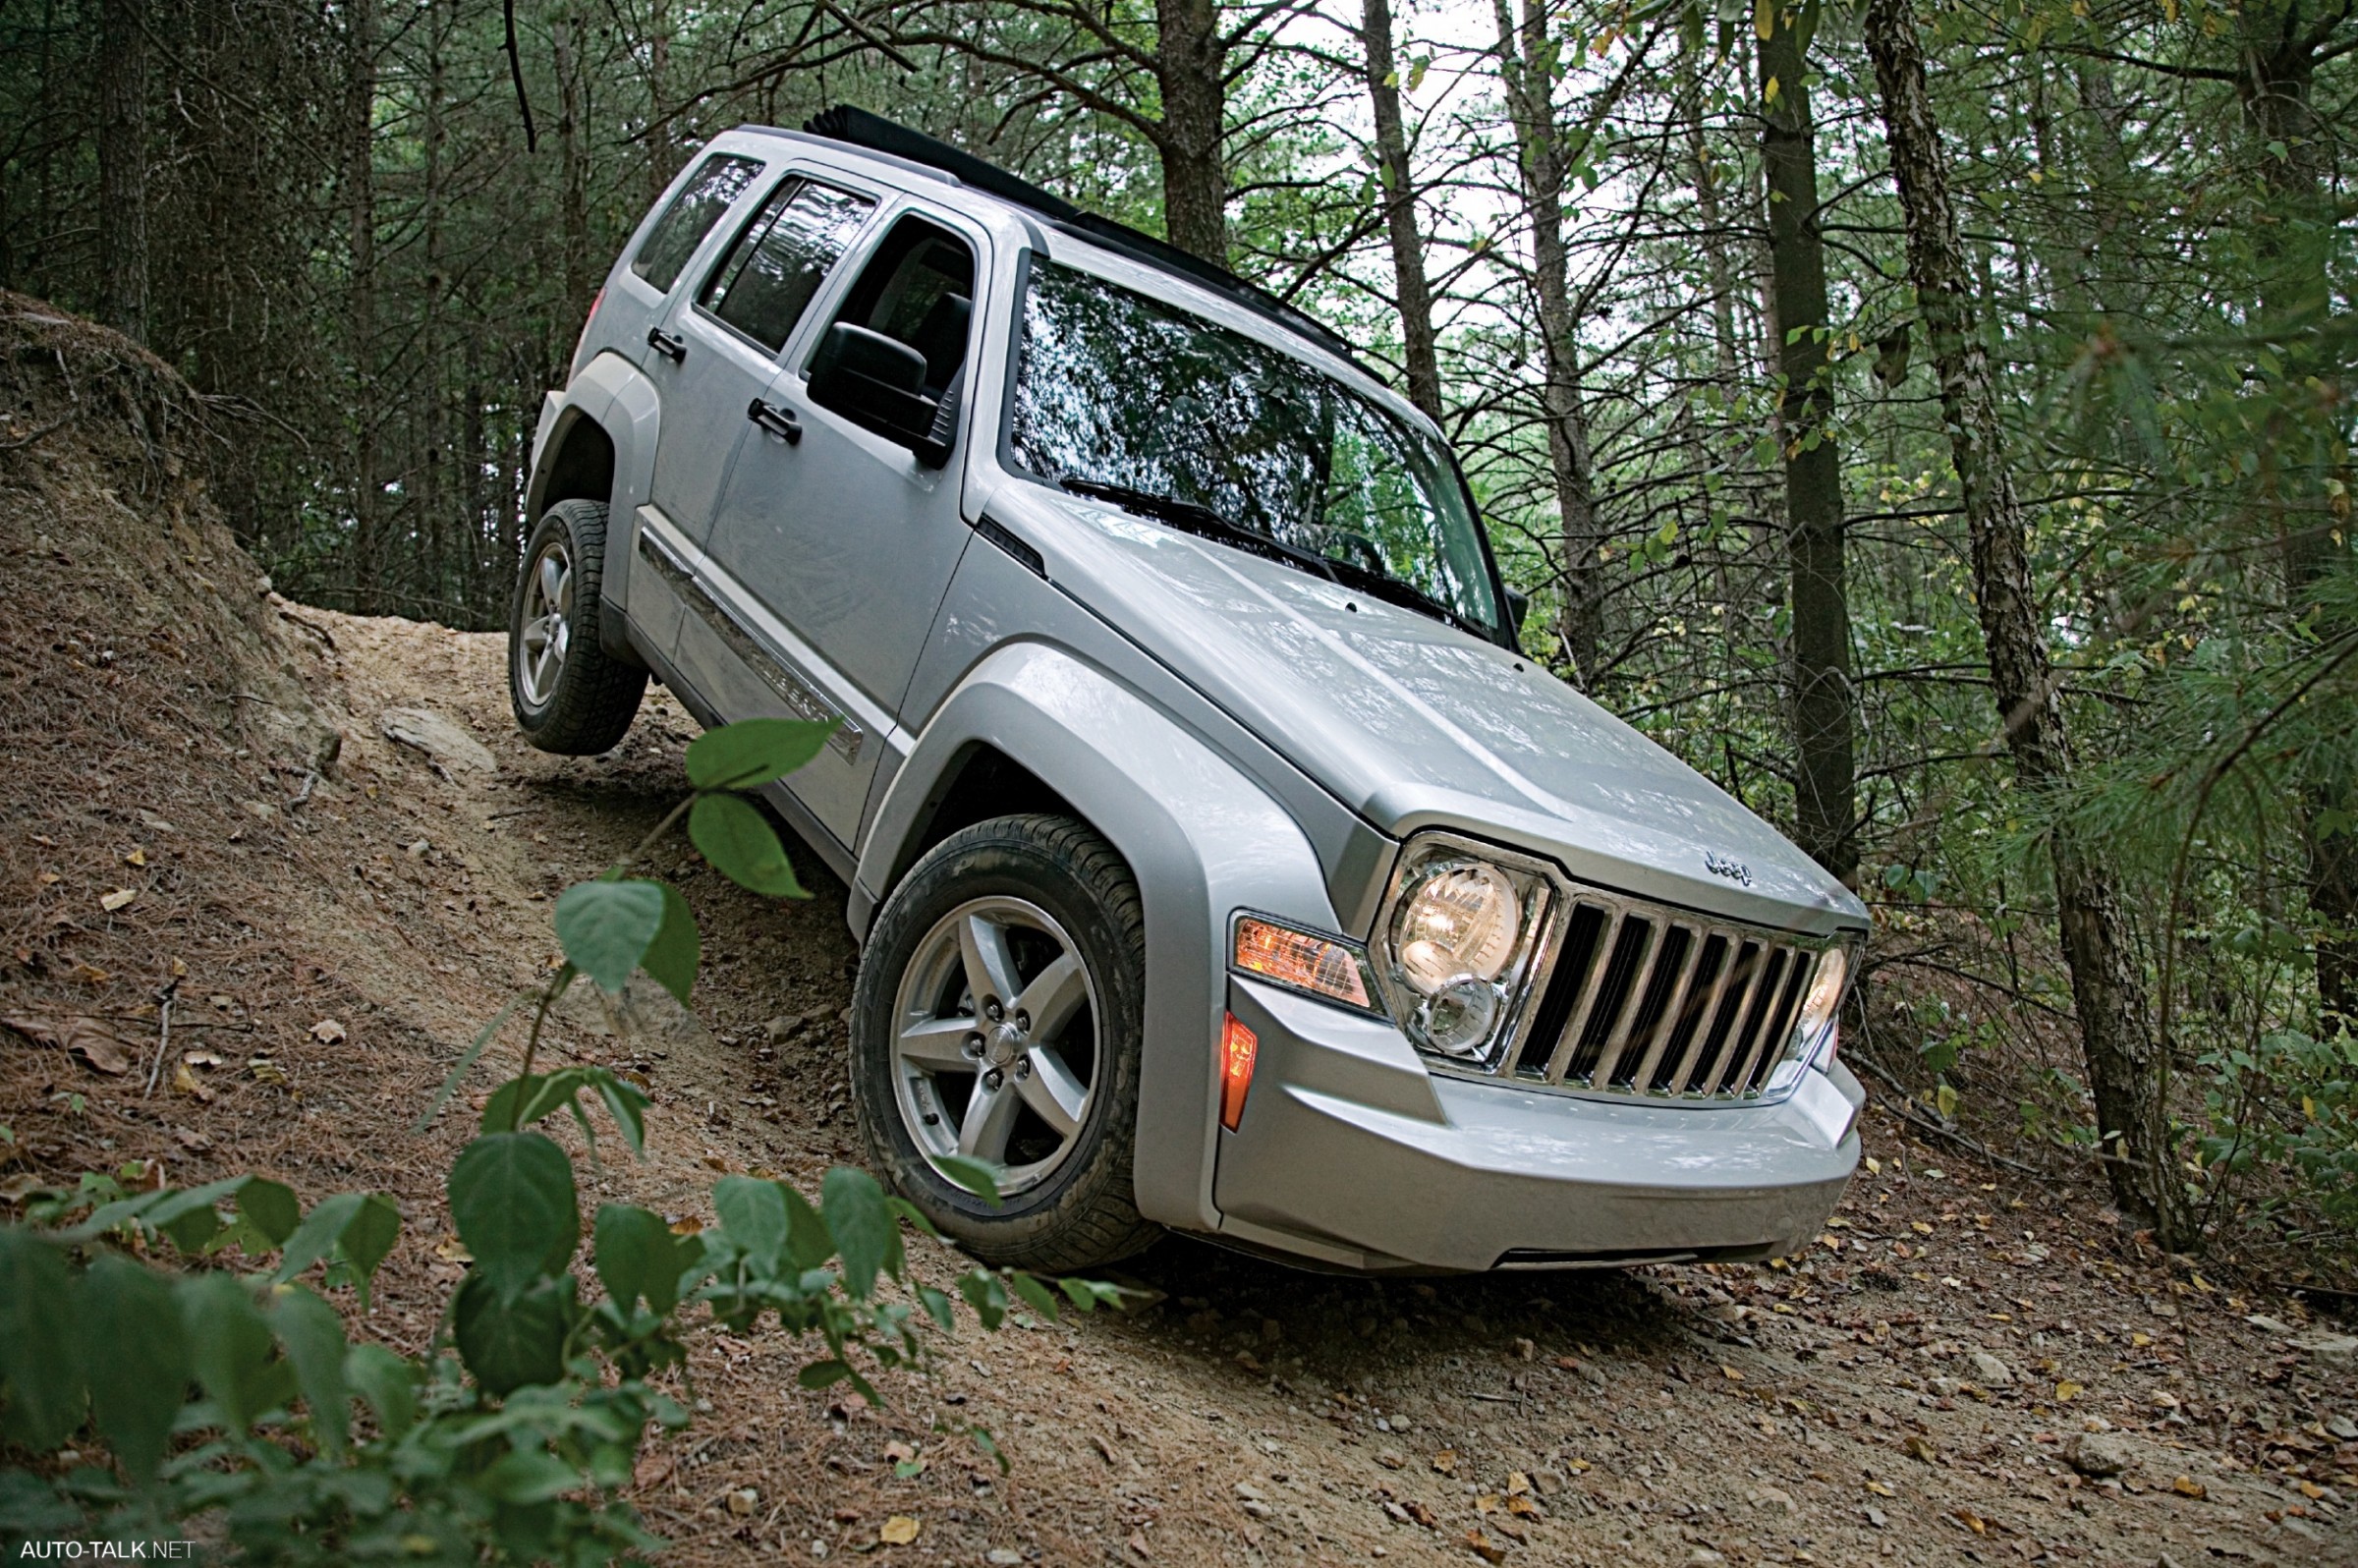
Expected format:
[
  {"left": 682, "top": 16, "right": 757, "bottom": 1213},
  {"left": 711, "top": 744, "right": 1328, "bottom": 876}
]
[
  {"left": 508, "top": 500, "right": 646, "bottom": 755},
  {"left": 849, "top": 814, "right": 1159, "bottom": 1273}
]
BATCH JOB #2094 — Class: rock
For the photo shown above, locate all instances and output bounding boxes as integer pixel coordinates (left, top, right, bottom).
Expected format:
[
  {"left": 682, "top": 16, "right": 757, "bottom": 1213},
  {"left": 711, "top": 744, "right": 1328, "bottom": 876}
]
[
  {"left": 1747, "top": 1484, "right": 1798, "bottom": 1515},
  {"left": 986, "top": 1553, "right": 1023, "bottom": 1567},
  {"left": 2244, "top": 1315, "right": 2295, "bottom": 1336},
  {"left": 1969, "top": 1351, "right": 2014, "bottom": 1387},
  {"left": 380, "top": 706, "right": 497, "bottom": 773},
  {"left": 2291, "top": 1331, "right": 2358, "bottom": 1365},
  {"left": 2067, "top": 1432, "right": 2133, "bottom": 1478}
]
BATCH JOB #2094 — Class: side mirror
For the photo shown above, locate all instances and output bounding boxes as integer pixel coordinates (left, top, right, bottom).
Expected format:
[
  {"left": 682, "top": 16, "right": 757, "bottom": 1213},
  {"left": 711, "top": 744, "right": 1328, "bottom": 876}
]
[
  {"left": 1504, "top": 587, "right": 1530, "bottom": 641},
  {"left": 807, "top": 322, "right": 957, "bottom": 469}
]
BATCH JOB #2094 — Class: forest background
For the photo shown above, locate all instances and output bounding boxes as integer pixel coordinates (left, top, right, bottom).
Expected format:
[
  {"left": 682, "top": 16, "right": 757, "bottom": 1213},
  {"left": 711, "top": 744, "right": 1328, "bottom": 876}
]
[{"left": 1, "top": 0, "right": 2352, "bottom": 1277}]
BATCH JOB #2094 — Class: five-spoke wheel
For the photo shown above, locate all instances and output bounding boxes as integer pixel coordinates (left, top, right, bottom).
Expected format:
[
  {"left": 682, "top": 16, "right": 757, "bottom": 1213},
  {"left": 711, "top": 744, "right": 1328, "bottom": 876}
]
[
  {"left": 892, "top": 896, "right": 1098, "bottom": 1196},
  {"left": 506, "top": 500, "right": 646, "bottom": 755},
  {"left": 515, "top": 538, "right": 574, "bottom": 709},
  {"left": 851, "top": 814, "right": 1159, "bottom": 1271}
]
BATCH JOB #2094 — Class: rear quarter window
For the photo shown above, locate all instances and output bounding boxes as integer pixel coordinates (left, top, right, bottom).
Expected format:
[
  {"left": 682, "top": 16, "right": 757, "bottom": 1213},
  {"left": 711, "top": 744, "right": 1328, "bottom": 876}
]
[{"left": 630, "top": 154, "right": 762, "bottom": 293}]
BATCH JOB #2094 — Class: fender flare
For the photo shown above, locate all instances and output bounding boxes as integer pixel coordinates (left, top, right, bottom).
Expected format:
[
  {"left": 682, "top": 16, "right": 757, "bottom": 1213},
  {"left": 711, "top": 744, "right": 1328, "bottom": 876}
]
[
  {"left": 526, "top": 352, "right": 662, "bottom": 656},
  {"left": 857, "top": 642, "right": 1343, "bottom": 1235}
]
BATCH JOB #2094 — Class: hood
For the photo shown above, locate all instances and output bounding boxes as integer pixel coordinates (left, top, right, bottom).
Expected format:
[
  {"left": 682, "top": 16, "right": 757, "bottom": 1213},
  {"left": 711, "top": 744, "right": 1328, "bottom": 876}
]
[{"left": 996, "top": 485, "right": 1867, "bottom": 935}]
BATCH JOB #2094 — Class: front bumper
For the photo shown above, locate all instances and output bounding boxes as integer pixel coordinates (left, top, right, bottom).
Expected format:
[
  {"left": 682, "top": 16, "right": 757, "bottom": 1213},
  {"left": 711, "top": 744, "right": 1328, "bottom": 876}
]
[{"left": 1209, "top": 977, "right": 1863, "bottom": 1273}]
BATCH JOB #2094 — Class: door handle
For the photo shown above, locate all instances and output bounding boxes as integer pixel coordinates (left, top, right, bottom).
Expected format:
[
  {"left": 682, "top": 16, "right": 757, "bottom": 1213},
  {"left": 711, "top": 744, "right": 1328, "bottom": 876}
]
[
  {"left": 646, "top": 326, "right": 687, "bottom": 363},
  {"left": 747, "top": 398, "right": 802, "bottom": 445}
]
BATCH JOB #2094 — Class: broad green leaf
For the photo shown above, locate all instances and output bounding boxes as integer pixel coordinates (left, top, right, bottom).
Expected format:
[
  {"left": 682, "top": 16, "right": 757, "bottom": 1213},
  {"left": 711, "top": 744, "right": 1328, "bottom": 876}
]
[
  {"left": 589, "top": 1069, "right": 650, "bottom": 1155},
  {"left": 452, "top": 1272, "right": 571, "bottom": 1397},
  {"left": 957, "top": 1269, "right": 1008, "bottom": 1331},
  {"left": 141, "top": 1177, "right": 250, "bottom": 1254},
  {"left": 481, "top": 1447, "right": 582, "bottom": 1504},
  {"left": 237, "top": 1178, "right": 302, "bottom": 1248},
  {"left": 782, "top": 1184, "right": 833, "bottom": 1272},
  {"left": 447, "top": 1133, "right": 579, "bottom": 1304},
  {"left": 932, "top": 1154, "right": 1003, "bottom": 1205},
  {"left": 0, "top": 1231, "right": 83, "bottom": 1451},
  {"left": 594, "top": 1204, "right": 689, "bottom": 1316},
  {"left": 1007, "top": 1271, "right": 1060, "bottom": 1322},
  {"left": 640, "top": 882, "right": 700, "bottom": 1004},
  {"left": 0, "top": 1470, "right": 81, "bottom": 1536},
  {"left": 916, "top": 1285, "right": 955, "bottom": 1331},
  {"left": 338, "top": 1195, "right": 402, "bottom": 1309},
  {"left": 554, "top": 879, "right": 668, "bottom": 993},
  {"left": 266, "top": 1284, "right": 351, "bottom": 1458},
  {"left": 271, "top": 1192, "right": 366, "bottom": 1286},
  {"left": 821, "top": 1167, "right": 898, "bottom": 1296},
  {"left": 80, "top": 1254, "right": 183, "bottom": 1481},
  {"left": 683, "top": 717, "right": 837, "bottom": 790},
  {"left": 713, "top": 1176, "right": 789, "bottom": 1265},
  {"left": 178, "top": 1271, "right": 279, "bottom": 1432},
  {"left": 797, "top": 1359, "right": 851, "bottom": 1390},
  {"left": 345, "top": 1342, "right": 417, "bottom": 1440},
  {"left": 689, "top": 793, "right": 808, "bottom": 898}
]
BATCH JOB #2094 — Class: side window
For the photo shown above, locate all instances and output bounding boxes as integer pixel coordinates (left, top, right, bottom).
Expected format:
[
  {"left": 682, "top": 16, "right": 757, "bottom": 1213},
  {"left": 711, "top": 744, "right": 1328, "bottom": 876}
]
[
  {"left": 817, "top": 216, "right": 977, "bottom": 395},
  {"left": 699, "top": 179, "right": 875, "bottom": 354},
  {"left": 630, "top": 154, "right": 761, "bottom": 293}
]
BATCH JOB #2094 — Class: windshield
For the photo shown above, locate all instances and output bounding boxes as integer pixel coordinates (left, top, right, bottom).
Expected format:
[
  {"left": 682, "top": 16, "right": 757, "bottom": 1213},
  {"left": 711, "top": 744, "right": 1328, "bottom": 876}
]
[{"left": 1006, "top": 259, "right": 1503, "bottom": 635}]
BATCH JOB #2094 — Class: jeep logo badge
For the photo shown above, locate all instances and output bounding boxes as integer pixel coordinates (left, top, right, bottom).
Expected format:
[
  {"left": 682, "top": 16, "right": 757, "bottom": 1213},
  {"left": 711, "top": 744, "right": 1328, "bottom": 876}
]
[{"left": 1705, "top": 851, "right": 1753, "bottom": 886}]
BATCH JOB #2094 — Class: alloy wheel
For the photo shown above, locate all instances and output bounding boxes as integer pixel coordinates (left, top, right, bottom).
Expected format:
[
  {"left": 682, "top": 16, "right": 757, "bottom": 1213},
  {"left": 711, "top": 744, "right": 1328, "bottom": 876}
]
[
  {"left": 889, "top": 895, "right": 1099, "bottom": 1197},
  {"left": 516, "top": 538, "right": 574, "bottom": 709}
]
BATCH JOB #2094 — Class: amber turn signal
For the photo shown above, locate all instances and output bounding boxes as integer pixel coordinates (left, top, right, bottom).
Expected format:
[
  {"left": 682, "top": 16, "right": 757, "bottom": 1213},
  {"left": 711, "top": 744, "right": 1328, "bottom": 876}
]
[
  {"left": 1233, "top": 916, "right": 1372, "bottom": 1008},
  {"left": 1219, "top": 1013, "right": 1259, "bottom": 1131}
]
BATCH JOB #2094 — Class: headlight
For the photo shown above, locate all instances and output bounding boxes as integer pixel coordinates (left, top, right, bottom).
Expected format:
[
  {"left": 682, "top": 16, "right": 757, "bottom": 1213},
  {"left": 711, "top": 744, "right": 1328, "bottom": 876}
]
[
  {"left": 1378, "top": 841, "right": 1551, "bottom": 1066},
  {"left": 1795, "top": 945, "right": 1849, "bottom": 1064}
]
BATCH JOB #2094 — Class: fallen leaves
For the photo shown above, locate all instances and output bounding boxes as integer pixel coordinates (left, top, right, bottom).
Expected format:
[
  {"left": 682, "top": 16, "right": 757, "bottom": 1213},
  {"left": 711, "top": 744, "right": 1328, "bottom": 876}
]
[
  {"left": 100, "top": 888, "right": 138, "bottom": 912},
  {"left": 879, "top": 1515, "right": 921, "bottom": 1545},
  {"left": 2171, "top": 1475, "right": 2208, "bottom": 1499},
  {"left": 1460, "top": 1528, "right": 1505, "bottom": 1564},
  {"left": 1432, "top": 1449, "right": 1457, "bottom": 1476},
  {"left": 309, "top": 1018, "right": 348, "bottom": 1044},
  {"left": 171, "top": 1061, "right": 214, "bottom": 1102},
  {"left": 4, "top": 1013, "right": 134, "bottom": 1075}
]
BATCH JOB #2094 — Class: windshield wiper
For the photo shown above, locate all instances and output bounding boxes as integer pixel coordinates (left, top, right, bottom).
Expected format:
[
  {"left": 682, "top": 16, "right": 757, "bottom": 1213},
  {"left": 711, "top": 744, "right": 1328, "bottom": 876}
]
[
  {"left": 1057, "top": 478, "right": 1343, "bottom": 586},
  {"left": 1058, "top": 478, "right": 1491, "bottom": 640},
  {"left": 1316, "top": 556, "right": 1493, "bottom": 641}
]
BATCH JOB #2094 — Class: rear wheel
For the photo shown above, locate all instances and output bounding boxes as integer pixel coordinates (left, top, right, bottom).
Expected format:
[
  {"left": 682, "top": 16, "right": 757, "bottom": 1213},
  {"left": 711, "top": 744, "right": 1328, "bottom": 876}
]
[
  {"left": 850, "top": 814, "right": 1159, "bottom": 1272},
  {"left": 508, "top": 500, "right": 646, "bottom": 755}
]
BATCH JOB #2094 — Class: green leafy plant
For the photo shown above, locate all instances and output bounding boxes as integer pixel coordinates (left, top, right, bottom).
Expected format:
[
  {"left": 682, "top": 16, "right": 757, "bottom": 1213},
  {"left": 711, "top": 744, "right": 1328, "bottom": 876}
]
[{"left": 0, "top": 719, "right": 1120, "bottom": 1562}]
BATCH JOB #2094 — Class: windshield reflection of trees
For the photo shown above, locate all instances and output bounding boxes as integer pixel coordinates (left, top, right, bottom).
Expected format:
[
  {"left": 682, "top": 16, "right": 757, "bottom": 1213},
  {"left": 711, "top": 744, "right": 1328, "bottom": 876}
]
[{"left": 1010, "top": 263, "right": 1497, "bottom": 627}]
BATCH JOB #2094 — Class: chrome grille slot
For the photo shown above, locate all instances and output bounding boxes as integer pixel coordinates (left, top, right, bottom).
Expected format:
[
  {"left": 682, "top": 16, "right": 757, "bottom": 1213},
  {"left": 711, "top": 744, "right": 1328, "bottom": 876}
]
[{"left": 1505, "top": 886, "right": 1832, "bottom": 1102}]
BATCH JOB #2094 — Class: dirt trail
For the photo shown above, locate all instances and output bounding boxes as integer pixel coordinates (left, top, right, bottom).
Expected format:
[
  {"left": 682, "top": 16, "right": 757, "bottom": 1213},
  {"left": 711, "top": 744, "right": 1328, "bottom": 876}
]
[{"left": 1, "top": 302, "right": 2352, "bottom": 1567}]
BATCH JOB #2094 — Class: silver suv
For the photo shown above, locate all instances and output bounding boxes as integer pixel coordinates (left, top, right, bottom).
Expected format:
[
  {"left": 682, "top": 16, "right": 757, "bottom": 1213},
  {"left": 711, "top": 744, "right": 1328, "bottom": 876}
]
[{"left": 510, "top": 108, "right": 1869, "bottom": 1274}]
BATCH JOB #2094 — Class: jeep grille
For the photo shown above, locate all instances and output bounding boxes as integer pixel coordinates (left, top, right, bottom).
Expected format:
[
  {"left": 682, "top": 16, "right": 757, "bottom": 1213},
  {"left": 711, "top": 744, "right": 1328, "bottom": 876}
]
[{"left": 1496, "top": 889, "right": 1832, "bottom": 1100}]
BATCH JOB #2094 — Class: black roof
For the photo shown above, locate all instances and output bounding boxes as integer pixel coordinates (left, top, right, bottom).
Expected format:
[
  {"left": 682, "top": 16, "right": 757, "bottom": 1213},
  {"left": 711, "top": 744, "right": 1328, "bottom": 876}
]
[{"left": 800, "top": 105, "right": 1370, "bottom": 373}]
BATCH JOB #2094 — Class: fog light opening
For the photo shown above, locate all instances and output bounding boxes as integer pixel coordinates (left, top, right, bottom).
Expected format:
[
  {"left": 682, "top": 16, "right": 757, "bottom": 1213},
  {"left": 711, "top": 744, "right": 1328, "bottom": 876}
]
[{"left": 1219, "top": 1013, "right": 1259, "bottom": 1132}]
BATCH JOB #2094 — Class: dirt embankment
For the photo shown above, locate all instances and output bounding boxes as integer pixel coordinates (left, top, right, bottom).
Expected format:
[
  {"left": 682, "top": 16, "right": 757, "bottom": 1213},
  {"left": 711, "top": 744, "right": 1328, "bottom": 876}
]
[{"left": 3, "top": 298, "right": 2355, "bottom": 1567}]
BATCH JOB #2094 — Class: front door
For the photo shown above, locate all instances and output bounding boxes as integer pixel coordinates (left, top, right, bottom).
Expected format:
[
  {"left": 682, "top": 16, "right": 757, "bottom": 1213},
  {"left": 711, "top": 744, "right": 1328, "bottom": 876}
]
[{"left": 684, "top": 205, "right": 987, "bottom": 849}]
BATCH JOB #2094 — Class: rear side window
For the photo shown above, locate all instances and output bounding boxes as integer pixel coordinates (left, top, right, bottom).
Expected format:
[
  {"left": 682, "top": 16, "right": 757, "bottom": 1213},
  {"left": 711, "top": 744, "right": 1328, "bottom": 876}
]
[
  {"left": 630, "top": 154, "right": 761, "bottom": 293},
  {"left": 699, "top": 179, "right": 875, "bottom": 353}
]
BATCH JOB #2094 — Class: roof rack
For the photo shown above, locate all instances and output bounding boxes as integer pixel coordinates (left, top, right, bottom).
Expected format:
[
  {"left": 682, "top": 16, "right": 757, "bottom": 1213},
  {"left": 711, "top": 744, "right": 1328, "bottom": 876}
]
[{"left": 801, "top": 105, "right": 1371, "bottom": 373}]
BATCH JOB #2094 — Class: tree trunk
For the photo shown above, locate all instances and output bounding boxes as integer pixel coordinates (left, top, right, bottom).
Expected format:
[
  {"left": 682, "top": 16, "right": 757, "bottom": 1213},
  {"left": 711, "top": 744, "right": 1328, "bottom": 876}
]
[
  {"left": 2235, "top": 0, "right": 2355, "bottom": 1027},
  {"left": 645, "top": 0, "right": 675, "bottom": 209},
  {"left": 1152, "top": 0, "right": 1228, "bottom": 261},
  {"left": 347, "top": 0, "right": 381, "bottom": 614},
  {"left": 1757, "top": 2, "right": 1857, "bottom": 884},
  {"left": 95, "top": 0, "right": 147, "bottom": 343},
  {"left": 1493, "top": 0, "right": 1603, "bottom": 689},
  {"left": 552, "top": 8, "right": 593, "bottom": 328},
  {"left": 1361, "top": 0, "right": 1443, "bottom": 423},
  {"left": 1865, "top": 0, "right": 2177, "bottom": 1236},
  {"left": 421, "top": 0, "right": 450, "bottom": 619}
]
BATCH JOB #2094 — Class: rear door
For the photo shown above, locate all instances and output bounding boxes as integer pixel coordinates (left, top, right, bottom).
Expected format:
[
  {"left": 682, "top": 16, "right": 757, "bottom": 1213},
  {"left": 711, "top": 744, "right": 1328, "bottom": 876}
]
[
  {"left": 640, "top": 172, "right": 878, "bottom": 578},
  {"left": 683, "top": 199, "right": 988, "bottom": 848}
]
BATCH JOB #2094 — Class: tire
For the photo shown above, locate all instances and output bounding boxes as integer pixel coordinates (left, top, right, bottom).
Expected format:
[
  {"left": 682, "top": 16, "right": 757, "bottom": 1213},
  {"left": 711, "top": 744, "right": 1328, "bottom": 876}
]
[
  {"left": 850, "top": 814, "right": 1160, "bottom": 1273},
  {"left": 508, "top": 500, "right": 646, "bottom": 756}
]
